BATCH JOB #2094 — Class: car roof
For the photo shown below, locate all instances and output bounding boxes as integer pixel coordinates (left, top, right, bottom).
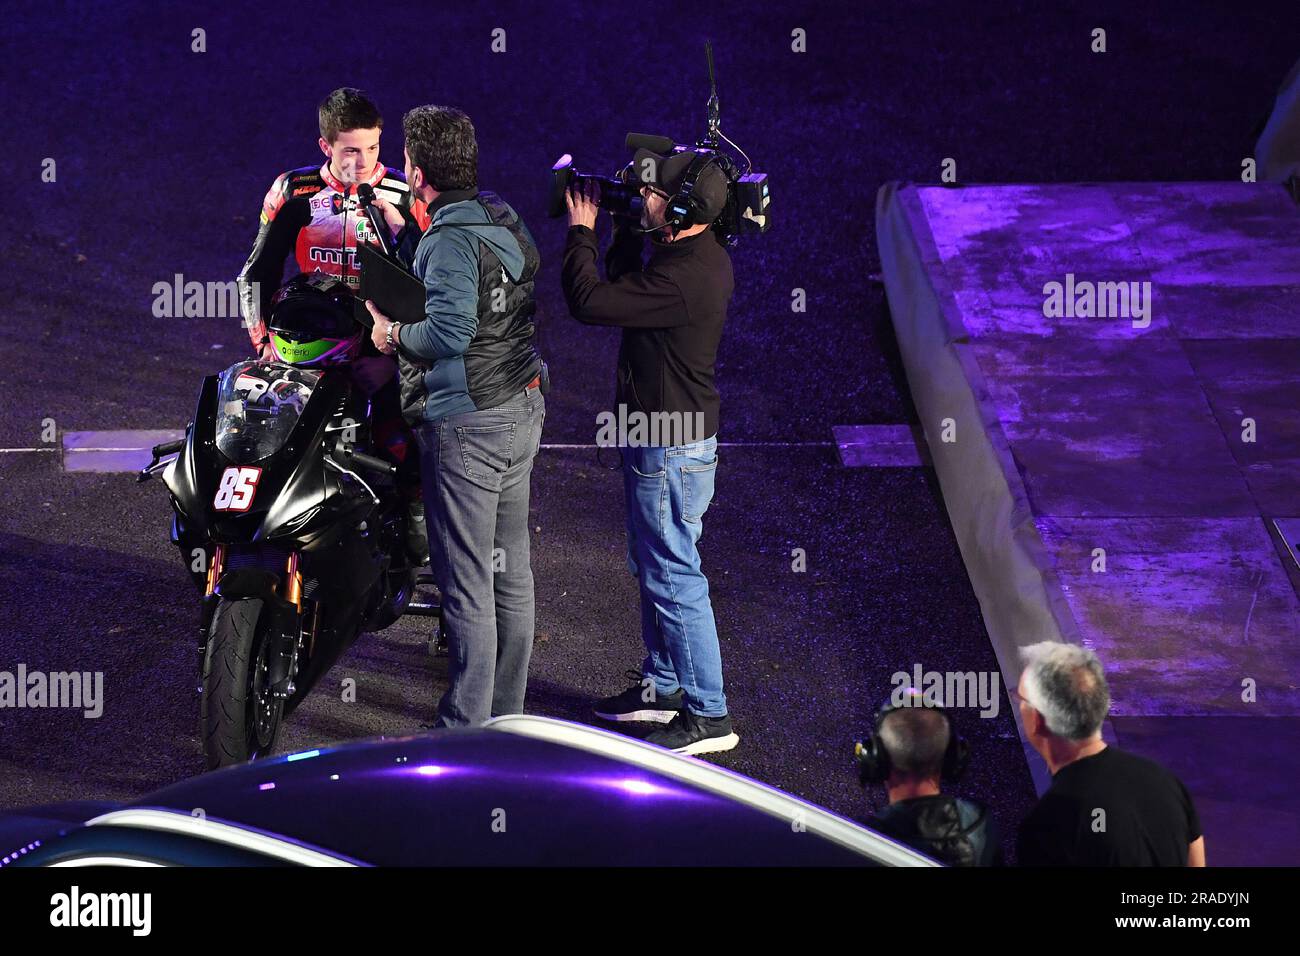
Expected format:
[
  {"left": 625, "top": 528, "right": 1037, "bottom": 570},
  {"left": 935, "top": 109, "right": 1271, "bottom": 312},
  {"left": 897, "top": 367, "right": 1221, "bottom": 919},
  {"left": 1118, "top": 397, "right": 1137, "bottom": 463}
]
[{"left": 110, "top": 716, "right": 935, "bottom": 866}]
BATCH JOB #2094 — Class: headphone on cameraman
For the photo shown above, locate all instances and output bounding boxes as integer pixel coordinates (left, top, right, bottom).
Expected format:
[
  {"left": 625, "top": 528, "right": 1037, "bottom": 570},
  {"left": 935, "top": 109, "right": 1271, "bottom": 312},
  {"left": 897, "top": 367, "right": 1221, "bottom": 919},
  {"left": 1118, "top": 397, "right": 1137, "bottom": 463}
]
[
  {"left": 854, "top": 693, "right": 970, "bottom": 786},
  {"left": 663, "top": 150, "right": 727, "bottom": 234}
]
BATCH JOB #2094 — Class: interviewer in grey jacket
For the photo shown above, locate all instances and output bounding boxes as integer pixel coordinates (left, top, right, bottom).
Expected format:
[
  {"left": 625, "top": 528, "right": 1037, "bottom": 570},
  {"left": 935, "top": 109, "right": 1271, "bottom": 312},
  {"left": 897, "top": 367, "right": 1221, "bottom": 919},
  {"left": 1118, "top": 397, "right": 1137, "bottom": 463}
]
[{"left": 367, "top": 105, "right": 546, "bottom": 727}]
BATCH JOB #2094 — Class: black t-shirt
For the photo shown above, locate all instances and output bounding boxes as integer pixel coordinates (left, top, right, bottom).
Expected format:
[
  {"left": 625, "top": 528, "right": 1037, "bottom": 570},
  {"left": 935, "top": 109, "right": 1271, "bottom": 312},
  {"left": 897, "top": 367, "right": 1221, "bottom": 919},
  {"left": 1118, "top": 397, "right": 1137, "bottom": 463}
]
[
  {"left": 1017, "top": 747, "right": 1202, "bottom": 866},
  {"left": 561, "top": 223, "right": 734, "bottom": 443}
]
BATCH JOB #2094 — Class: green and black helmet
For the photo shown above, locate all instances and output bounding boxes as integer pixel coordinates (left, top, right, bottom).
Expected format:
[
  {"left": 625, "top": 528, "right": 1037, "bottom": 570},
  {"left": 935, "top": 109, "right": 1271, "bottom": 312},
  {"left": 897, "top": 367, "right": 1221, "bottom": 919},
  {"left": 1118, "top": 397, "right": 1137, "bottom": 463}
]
[{"left": 267, "top": 274, "right": 363, "bottom": 366}]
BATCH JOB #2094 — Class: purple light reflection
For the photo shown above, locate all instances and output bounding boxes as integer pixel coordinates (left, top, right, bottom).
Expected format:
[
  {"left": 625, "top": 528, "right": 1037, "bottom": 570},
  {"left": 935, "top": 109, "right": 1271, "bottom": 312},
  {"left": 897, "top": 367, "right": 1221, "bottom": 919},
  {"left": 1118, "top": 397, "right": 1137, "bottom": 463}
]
[
  {"left": 587, "top": 776, "right": 698, "bottom": 801},
  {"left": 377, "top": 762, "right": 464, "bottom": 780},
  {"left": 358, "top": 762, "right": 707, "bottom": 804}
]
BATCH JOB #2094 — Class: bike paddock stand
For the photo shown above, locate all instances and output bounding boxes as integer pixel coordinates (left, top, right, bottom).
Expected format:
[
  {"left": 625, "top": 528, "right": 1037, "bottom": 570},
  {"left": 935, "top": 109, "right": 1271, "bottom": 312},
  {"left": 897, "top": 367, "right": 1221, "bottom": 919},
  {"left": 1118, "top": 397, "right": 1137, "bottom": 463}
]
[{"left": 405, "top": 570, "right": 447, "bottom": 657}]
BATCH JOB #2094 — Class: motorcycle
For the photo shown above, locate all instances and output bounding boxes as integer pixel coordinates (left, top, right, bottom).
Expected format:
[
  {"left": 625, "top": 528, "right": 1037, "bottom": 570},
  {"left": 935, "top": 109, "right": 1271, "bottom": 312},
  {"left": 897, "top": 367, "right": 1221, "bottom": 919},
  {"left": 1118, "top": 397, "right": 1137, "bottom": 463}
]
[{"left": 139, "top": 275, "right": 442, "bottom": 769}]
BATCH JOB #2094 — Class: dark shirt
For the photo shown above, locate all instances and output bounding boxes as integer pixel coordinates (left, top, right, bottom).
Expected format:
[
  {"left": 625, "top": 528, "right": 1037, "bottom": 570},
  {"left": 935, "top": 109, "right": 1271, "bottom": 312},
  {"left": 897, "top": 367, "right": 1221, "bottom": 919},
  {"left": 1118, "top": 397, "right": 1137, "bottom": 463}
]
[
  {"left": 869, "top": 795, "right": 1003, "bottom": 867},
  {"left": 561, "top": 222, "right": 733, "bottom": 444},
  {"left": 1017, "top": 747, "right": 1202, "bottom": 866}
]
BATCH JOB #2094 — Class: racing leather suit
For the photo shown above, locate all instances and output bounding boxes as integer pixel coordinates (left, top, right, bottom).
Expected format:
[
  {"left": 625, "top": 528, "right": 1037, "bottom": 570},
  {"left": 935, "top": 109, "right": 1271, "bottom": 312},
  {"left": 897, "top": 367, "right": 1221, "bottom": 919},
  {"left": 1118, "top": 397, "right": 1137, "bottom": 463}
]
[
  {"left": 236, "top": 161, "right": 431, "bottom": 562},
  {"left": 237, "top": 161, "right": 428, "bottom": 351}
]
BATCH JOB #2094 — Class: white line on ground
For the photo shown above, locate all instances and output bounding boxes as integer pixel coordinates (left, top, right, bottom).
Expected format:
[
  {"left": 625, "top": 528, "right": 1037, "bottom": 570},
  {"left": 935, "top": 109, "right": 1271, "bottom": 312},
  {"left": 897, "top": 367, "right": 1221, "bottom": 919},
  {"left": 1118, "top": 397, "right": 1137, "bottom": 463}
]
[
  {"left": 1, "top": 442, "right": 844, "bottom": 455},
  {"left": 542, "top": 441, "right": 837, "bottom": 449},
  {"left": 58, "top": 430, "right": 186, "bottom": 473},
  {"left": 6, "top": 432, "right": 927, "bottom": 470}
]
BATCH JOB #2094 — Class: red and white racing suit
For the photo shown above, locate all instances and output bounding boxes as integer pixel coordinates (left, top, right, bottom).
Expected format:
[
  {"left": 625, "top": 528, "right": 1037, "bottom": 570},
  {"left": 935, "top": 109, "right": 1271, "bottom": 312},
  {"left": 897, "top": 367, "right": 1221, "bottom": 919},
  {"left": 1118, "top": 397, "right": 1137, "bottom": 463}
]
[
  {"left": 236, "top": 161, "right": 429, "bottom": 353},
  {"left": 235, "top": 162, "right": 430, "bottom": 509}
]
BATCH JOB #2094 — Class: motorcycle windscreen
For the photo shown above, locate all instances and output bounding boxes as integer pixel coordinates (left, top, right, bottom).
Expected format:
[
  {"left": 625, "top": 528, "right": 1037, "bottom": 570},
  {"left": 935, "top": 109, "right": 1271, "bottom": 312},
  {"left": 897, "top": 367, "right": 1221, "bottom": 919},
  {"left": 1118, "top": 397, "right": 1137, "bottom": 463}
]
[{"left": 215, "top": 361, "right": 320, "bottom": 464}]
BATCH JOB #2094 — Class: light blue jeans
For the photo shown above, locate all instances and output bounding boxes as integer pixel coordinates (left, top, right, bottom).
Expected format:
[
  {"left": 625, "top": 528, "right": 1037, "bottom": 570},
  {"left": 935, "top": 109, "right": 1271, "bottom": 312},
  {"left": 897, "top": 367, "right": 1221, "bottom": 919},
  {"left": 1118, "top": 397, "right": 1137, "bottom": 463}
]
[{"left": 621, "top": 434, "right": 726, "bottom": 717}]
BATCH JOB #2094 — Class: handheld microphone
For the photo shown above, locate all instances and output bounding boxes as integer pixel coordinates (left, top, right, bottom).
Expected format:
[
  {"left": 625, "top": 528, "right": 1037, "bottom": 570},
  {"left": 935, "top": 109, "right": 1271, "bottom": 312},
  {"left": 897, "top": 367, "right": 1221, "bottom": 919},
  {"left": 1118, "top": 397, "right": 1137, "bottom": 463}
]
[{"left": 356, "top": 183, "right": 395, "bottom": 258}]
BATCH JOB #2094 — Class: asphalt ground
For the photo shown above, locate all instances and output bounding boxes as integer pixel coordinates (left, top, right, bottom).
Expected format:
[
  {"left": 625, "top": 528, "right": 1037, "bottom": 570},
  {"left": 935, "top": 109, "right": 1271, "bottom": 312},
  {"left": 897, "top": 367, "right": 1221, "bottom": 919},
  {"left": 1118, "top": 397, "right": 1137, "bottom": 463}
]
[{"left": 2, "top": 1, "right": 1295, "bottom": 863}]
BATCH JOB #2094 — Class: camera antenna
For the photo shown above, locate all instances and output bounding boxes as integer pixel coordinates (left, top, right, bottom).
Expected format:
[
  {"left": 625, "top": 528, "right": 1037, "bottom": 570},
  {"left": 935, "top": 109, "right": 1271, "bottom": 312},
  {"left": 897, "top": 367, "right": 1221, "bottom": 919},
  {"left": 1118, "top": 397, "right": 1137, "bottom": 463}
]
[
  {"left": 701, "top": 40, "right": 753, "bottom": 174},
  {"left": 704, "top": 40, "right": 720, "bottom": 149}
]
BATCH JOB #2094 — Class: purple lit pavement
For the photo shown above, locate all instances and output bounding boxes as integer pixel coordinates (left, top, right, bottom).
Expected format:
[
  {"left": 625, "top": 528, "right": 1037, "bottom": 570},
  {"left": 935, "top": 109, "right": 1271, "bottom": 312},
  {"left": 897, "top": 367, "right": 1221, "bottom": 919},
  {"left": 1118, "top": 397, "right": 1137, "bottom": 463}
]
[{"left": 879, "top": 181, "right": 1300, "bottom": 864}]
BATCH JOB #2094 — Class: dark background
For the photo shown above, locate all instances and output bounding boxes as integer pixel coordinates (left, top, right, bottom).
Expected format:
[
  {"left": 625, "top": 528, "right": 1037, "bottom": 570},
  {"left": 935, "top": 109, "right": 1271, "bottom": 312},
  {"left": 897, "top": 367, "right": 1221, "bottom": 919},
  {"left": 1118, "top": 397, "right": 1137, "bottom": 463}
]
[{"left": 2, "top": 0, "right": 1295, "bottom": 862}]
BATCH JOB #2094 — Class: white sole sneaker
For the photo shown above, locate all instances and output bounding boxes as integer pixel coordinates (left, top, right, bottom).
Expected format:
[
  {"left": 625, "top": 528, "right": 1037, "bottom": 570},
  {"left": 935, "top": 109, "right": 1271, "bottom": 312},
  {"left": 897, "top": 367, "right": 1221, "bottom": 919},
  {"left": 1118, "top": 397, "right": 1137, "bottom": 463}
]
[
  {"left": 592, "top": 707, "right": 681, "bottom": 723},
  {"left": 672, "top": 732, "right": 740, "bottom": 756}
]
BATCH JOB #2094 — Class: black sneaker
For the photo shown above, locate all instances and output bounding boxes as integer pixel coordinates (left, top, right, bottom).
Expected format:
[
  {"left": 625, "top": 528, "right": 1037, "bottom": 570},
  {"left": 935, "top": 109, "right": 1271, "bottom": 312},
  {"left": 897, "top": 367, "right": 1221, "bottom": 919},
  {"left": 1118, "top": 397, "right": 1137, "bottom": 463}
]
[
  {"left": 593, "top": 670, "right": 684, "bottom": 723},
  {"left": 644, "top": 710, "right": 739, "bottom": 756}
]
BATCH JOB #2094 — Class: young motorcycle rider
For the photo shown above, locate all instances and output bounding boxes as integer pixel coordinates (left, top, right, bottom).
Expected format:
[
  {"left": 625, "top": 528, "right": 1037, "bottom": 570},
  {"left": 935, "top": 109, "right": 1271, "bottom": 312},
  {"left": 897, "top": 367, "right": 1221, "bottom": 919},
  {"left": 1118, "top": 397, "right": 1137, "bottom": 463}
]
[{"left": 236, "top": 87, "right": 429, "bottom": 564}]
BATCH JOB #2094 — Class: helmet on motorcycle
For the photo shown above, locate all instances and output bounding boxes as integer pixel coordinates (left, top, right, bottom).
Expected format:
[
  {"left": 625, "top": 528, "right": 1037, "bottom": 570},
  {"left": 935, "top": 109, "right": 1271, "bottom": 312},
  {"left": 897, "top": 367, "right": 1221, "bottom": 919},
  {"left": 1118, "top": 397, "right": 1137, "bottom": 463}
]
[{"left": 267, "top": 274, "right": 363, "bottom": 366}]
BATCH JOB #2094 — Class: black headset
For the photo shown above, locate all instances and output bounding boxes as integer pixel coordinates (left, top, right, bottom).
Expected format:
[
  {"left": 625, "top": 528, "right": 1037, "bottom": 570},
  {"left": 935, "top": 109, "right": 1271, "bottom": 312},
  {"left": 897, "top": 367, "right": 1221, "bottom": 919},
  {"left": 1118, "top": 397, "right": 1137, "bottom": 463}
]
[
  {"left": 663, "top": 150, "right": 726, "bottom": 234},
  {"left": 855, "top": 694, "right": 970, "bottom": 786}
]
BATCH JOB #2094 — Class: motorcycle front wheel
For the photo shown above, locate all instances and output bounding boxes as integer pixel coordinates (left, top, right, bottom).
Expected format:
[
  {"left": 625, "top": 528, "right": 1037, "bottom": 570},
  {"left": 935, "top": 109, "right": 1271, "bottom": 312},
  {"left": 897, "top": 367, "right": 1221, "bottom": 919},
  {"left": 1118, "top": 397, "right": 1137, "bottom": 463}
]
[{"left": 200, "top": 597, "right": 284, "bottom": 770}]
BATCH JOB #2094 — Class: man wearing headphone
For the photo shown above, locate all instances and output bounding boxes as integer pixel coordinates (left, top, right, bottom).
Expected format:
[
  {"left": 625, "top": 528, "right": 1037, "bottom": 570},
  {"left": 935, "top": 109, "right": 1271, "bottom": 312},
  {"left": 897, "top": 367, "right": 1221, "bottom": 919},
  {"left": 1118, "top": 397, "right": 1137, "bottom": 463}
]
[
  {"left": 856, "top": 692, "right": 1003, "bottom": 866},
  {"left": 561, "top": 146, "right": 737, "bottom": 756}
]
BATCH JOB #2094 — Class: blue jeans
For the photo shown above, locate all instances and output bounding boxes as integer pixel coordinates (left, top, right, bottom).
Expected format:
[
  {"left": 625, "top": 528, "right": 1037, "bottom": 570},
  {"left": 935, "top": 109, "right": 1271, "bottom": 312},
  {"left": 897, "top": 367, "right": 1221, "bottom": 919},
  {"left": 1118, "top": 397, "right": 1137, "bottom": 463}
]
[
  {"left": 415, "top": 384, "right": 545, "bottom": 727},
  {"left": 622, "top": 434, "right": 727, "bottom": 717}
]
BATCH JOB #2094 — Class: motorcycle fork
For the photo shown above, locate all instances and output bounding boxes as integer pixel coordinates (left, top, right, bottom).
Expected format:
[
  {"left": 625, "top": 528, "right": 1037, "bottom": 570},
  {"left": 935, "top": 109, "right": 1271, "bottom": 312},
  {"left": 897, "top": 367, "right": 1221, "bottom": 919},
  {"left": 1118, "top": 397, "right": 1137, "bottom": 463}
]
[
  {"left": 284, "top": 552, "right": 302, "bottom": 610},
  {"left": 269, "top": 552, "right": 304, "bottom": 699},
  {"left": 196, "top": 544, "right": 227, "bottom": 690},
  {"left": 193, "top": 547, "right": 305, "bottom": 697},
  {"left": 204, "top": 543, "right": 227, "bottom": 597}
]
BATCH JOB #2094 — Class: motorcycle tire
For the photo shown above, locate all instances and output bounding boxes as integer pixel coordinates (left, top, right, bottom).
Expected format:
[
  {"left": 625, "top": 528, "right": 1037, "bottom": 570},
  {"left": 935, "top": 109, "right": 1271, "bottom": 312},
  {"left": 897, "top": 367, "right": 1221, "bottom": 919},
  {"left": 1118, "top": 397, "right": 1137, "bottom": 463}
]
[{"left": 201, "top": 596, "right": 284, "bottom": 770}]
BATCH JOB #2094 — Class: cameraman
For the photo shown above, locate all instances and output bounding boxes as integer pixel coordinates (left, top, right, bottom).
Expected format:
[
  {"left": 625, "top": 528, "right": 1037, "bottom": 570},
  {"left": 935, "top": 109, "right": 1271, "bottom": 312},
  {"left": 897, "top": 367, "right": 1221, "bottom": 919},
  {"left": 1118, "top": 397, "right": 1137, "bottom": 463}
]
[
  {"left": 560, "top": 148, "right": 737, "bottom": 756},
  {"left": 858, "top": 697, "right": 1002, "bottom": 867}
]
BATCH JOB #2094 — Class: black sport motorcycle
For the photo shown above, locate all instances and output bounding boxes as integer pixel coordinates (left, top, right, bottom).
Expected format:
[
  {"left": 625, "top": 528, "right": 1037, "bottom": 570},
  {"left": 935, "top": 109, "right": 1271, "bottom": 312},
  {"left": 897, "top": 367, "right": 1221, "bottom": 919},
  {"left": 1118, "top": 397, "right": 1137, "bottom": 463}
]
[{"left": 140, "top": 279, "right": 441, "bottom": 769}]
